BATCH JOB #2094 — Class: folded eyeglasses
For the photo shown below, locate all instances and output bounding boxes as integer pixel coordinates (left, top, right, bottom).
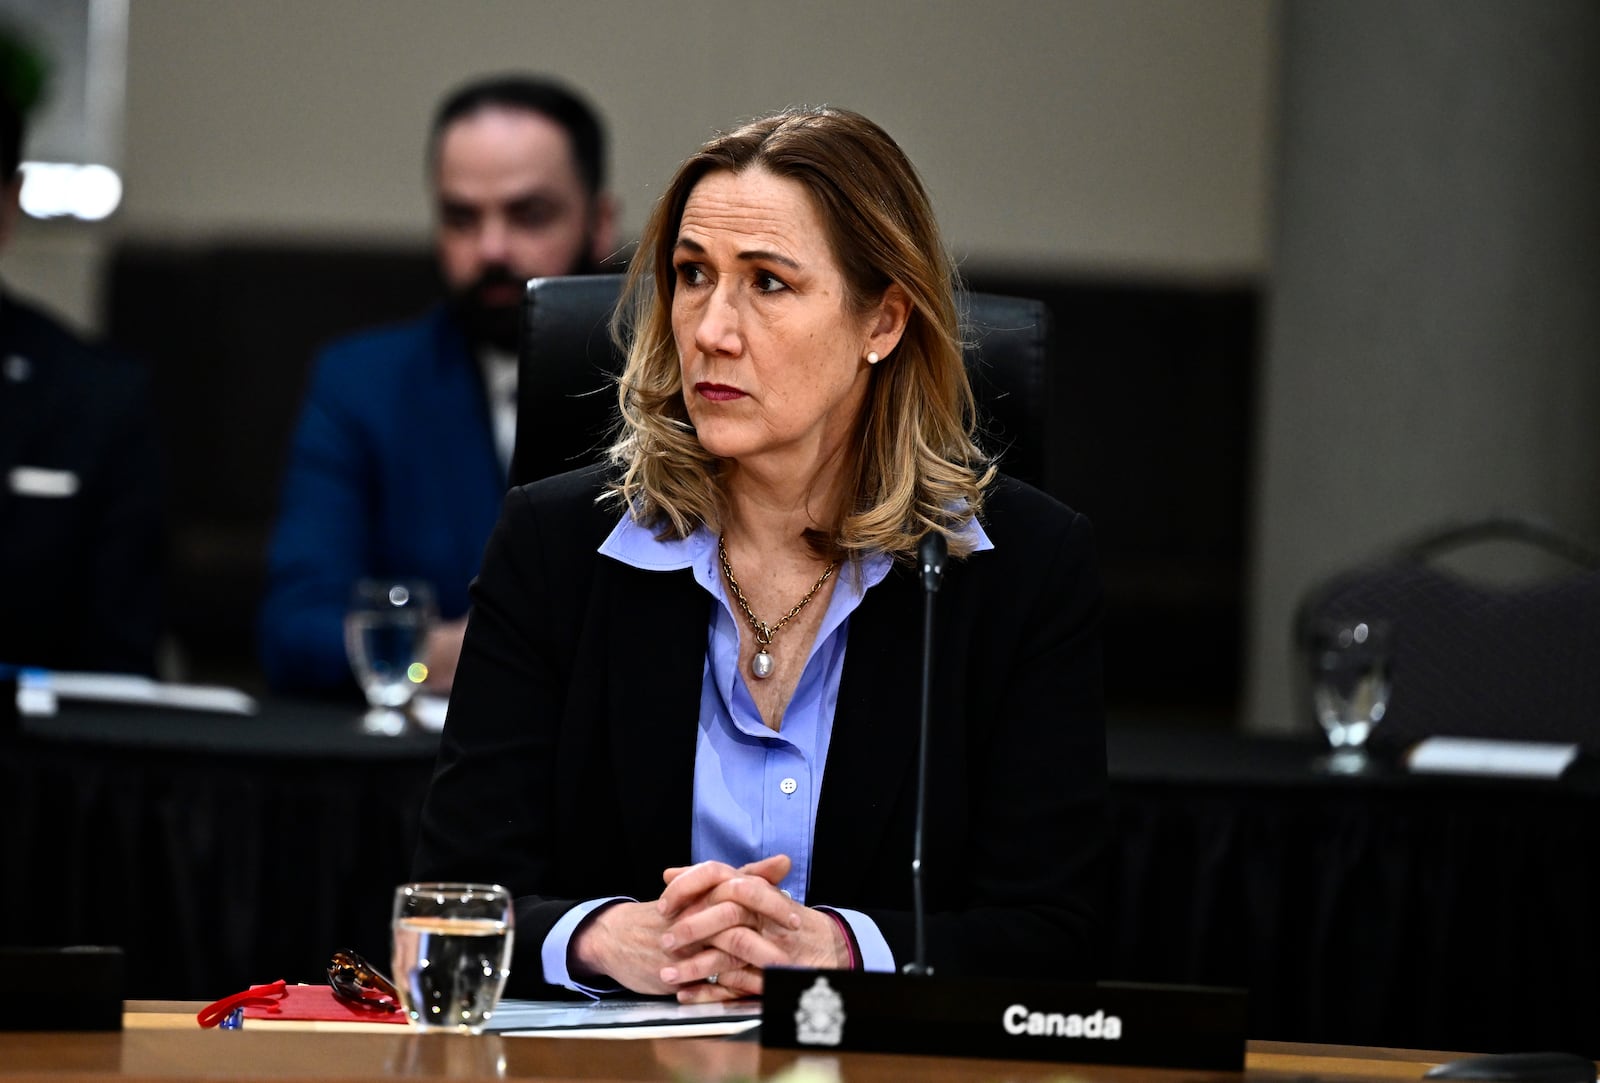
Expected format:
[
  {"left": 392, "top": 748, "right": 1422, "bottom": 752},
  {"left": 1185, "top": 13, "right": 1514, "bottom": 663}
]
[{"left": 326, "top": 949, "right": 400, "bottom": 1013}]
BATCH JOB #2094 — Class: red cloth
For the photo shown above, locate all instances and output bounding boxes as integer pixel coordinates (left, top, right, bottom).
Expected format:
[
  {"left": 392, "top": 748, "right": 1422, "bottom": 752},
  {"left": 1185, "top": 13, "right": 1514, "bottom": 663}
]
[{"left": 242, "top": 983, "right": 407, "bottom": 1024}]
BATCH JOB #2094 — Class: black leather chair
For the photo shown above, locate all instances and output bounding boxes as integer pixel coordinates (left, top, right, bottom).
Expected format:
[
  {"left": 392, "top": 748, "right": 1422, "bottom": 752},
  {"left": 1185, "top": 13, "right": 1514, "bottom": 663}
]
[{"left": 509, "top": 273, "right": 1053, "bottom": 490}]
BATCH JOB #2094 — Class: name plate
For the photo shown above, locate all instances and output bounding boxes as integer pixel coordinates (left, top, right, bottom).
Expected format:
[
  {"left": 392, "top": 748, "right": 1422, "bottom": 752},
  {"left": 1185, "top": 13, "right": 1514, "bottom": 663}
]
[
  {"left": 0, "top": 946, "right": 124, "bottom": 1031},
  {"left": 761, "top": 969, "right": 1247, "bottom": 1071}
]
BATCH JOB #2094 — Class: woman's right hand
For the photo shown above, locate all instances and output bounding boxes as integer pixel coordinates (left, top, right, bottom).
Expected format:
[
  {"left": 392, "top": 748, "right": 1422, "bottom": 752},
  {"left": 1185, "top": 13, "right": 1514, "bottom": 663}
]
[
  {"left": 567, "top": 899, "right": 684, "bottom": 995},
  {"left": 567, "top": 855, "right": 792, "bottom": 996}
]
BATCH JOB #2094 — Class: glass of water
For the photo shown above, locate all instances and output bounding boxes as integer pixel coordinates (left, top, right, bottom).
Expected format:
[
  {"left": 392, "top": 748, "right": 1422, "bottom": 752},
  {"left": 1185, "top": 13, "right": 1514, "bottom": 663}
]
[
  {"left": 1307, "top": 617, "right": 1393, "bottom": 774},
  {"left": 344, "top": 579, "right": 436, "bottom": 735},
  {"left": 392, "top": 882, "right": 514, "bottom": 1034}
]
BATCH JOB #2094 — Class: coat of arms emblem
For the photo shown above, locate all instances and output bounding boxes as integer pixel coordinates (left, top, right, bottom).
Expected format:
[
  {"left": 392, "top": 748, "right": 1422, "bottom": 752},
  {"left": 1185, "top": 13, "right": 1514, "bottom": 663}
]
[{"left": 794, "top": 976, "right": 845, "bottom": 1046}]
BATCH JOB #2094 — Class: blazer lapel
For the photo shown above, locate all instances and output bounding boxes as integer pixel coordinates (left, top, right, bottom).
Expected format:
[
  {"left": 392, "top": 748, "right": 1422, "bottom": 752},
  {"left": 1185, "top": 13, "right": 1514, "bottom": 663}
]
[
  {"left": 604, "top": 561, "right": 710, "bottom": 878},
  {"left": 811, "top": 563, "right": 924, "bottom": 901}
]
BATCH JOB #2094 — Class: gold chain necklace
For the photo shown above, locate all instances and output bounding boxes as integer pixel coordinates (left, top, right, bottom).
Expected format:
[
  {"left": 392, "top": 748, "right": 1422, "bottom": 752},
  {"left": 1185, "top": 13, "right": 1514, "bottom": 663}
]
[{"left": 717, "top": 535, "right": 838, "bottom": 680}]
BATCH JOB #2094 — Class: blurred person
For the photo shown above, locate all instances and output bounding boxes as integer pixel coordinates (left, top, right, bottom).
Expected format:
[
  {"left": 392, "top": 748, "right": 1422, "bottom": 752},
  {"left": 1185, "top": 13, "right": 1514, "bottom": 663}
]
[
  {"left": 0, "top": 46, "right": 163, "bottom": 676},
  {"left": 412, "top": 108, "right": 1106, "bottom": 1000},
  {"left": 259, "top": 74, "right": 616, "bottom": 696}
]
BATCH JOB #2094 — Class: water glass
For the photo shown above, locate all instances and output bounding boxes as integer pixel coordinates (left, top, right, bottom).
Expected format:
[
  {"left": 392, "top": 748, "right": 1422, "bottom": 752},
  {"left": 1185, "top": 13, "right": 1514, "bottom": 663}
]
[
  {"left": 344, "top": 579, "right": 436, "bottom": 734},
  {"left": 1307, "top": 617, "right": 1393, "bottom": 774},
  {"left": 391, "top": 882, "right": 514, "bottom": 1034}
]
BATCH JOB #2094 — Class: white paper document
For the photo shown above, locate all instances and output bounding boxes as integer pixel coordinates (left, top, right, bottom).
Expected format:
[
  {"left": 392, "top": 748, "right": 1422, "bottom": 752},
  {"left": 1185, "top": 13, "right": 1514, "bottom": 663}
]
[
  {"left": 15, "top": 670, "right": 258, "bottom": 717},
  {"left": 1407, "top": 736, "right": 1580, "bottom": 779},
  {"left": 8, "top": 465, "right": 80, "bottom": 498},
  {"left": 488, "top": 997, "right": 761, "bottom": 1039}
]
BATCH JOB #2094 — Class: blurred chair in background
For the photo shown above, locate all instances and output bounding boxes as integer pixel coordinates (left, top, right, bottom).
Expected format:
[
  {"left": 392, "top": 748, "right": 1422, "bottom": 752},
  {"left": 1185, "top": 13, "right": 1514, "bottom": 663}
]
[
  {"left": 1295, "top": 514, "right": 1600, "bottom": 753},
  {"left": 509, "top": 273, "right": 1054, "bottom": 491}
]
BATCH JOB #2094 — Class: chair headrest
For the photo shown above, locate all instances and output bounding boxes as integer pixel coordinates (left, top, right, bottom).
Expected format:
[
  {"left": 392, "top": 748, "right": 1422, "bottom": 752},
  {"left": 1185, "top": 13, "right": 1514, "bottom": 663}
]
[{"left": 509, "top": 273, "right": 1054, "bottom": 491}]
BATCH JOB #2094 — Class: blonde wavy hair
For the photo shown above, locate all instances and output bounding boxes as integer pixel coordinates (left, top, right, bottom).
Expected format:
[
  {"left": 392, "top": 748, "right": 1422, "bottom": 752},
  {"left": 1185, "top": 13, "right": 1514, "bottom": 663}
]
[{"left": 606, "top": 107, "right": 994, "bottom": 562}]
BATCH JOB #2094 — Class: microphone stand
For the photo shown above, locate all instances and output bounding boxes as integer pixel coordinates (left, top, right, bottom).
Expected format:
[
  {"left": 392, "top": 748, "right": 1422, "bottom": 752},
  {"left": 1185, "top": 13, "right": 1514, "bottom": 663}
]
[{"left": 904, "top": 531, "right": 947, "bottom": 977}]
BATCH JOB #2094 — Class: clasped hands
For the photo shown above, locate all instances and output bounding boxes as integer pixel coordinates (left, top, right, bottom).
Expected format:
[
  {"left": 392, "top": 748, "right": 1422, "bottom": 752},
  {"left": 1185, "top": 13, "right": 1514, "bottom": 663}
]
[{"left": 569, "top": 854, "right": 848, "bottom": 1002}]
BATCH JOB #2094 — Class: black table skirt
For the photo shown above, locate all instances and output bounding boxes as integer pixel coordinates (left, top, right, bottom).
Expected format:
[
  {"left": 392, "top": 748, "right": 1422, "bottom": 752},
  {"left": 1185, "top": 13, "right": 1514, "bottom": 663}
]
[
  {"left": 1105, "top": 726, "right": 1600, "bottom": 1055},
  {"left": 1, "top": 700, "right": 434, "bottom": 999},
  {"left": 3, "top": 706, "right": 1596, "bottom": 1055}
]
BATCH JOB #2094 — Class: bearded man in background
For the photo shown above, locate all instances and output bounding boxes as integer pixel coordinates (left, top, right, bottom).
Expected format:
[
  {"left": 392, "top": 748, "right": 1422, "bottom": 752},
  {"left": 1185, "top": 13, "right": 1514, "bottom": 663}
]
[{"left": 260, "top": 74, "right": 615, "bottom": 696}]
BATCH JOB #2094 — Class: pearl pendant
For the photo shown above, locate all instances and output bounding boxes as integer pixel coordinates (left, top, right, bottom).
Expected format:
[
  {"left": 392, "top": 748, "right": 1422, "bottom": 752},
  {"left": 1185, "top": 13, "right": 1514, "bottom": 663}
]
[{"left": 752, "top": 650, "right": 775, "bottom": 679}]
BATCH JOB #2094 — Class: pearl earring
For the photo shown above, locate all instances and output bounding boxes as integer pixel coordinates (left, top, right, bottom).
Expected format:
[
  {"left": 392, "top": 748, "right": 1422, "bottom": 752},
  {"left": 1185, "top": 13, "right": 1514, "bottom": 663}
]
[{"left": 866, "top": 351, "right": 880, "bottom": 365}]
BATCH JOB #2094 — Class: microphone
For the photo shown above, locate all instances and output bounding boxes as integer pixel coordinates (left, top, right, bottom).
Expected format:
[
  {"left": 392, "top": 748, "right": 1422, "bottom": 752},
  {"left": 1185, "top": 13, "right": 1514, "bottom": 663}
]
[
  {"left": 919, "top": 530, "right": 948, "bottom": 592},
  {"left": 905, "top": 531, "right": 947, "bottom": 977}
]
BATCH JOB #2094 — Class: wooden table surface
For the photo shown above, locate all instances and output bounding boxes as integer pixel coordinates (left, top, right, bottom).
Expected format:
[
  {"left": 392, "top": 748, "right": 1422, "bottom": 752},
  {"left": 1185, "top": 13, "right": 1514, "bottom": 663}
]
[{"left": 0, "top": 1002, "right": 1523, "bottom": 1082}]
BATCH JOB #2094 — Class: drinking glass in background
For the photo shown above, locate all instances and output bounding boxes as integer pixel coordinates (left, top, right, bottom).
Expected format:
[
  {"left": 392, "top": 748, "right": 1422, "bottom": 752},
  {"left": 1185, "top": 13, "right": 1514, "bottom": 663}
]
[
  {"left": 344, "top": 579, "right": 436, "bottom": 736},
  {"left": 1307, "top": 617, "right": 1393, "bottom": 774},
  {"left": 392, "top": 882, "right": 514, "bottom": 1034}
]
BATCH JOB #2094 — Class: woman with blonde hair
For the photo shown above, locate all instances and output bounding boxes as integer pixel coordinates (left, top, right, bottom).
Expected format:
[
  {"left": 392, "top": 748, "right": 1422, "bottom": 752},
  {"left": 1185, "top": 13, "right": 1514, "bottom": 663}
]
[{"left": 414, "top": 107, "right": 1106, "bottom": 1001}]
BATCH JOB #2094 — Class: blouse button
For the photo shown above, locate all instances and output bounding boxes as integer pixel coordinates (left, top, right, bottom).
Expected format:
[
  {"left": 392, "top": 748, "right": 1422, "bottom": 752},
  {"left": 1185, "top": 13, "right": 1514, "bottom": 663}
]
[{"left": 780, "top": 777, "right": 798, "bottom": 795}]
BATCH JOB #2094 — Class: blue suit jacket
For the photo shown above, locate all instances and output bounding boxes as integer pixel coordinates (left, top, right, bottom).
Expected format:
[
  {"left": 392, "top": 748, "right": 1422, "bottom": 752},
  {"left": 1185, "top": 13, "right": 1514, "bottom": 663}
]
[{"left": 259, "top": 306, "right": 506, "bottom": 692}]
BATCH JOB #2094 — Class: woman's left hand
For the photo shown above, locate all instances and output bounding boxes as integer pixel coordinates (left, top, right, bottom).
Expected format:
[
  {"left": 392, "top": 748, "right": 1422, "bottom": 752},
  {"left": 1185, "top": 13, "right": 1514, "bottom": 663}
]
[{"left": 656, "top": 856, "right": 850, "bottom": 1000}]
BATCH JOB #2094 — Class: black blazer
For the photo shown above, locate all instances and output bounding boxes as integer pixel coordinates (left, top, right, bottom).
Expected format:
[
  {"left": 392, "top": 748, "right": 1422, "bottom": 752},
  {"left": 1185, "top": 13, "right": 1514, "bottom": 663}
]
[
  {"left": 413, "top": 464, "right": 1107, "bottom": 996},
  {"left": 0, "top": 291, "right": 162, "bottom": 674}
]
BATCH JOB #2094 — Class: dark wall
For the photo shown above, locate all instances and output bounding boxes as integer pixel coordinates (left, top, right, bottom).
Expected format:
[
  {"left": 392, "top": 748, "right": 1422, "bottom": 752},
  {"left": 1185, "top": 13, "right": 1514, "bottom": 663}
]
[
  {"left": 103, "top": 243, "right": 1259, "bottom": 720},
  {"left": 968, "top": 270, "right": 1261, "bottom": 722}
]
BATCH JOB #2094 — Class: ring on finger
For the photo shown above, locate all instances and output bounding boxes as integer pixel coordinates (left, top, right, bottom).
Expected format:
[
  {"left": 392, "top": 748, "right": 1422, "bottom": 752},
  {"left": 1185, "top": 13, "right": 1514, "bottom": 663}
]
[{"left": 706, "top": 973, "right": 719, "bottom": 985}]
